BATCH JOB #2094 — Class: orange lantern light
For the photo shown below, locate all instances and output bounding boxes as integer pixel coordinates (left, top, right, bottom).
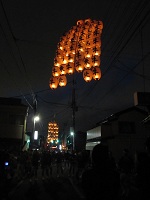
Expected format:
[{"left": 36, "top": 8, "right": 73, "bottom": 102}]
[
  {"left": 75, "top": 59, "right": 84, "bottom": 72},
  {"left": 56, "top": 49, "right": 64, "bottom": 58},
  {"left": 83, "top": 69, "right": 93, "bottom": 82},
  {"left": 93, "top": 37, "right": 101, "bottom": 47},
  {"left": 77, "top": 42, "right": 86, "bottom": 52},
  {"left": 60, "top": 64, "right": 67, "bottom": 75},
  {"left": 92, "top": 55, "right": 100, "bottom": 67},
  {"left": 93, "top": 20, "right": 103, "bottom": 29},
  {"left": 52, "top": 66, "right": 61, "bottom": 77},
  {"left": 68, "top": 53, "right": 74, "bottom": 63},
  {"left": 87, "top": 33, "right": 93, "bottom": 41},
  {"left": 77, "top": 19, "right": 84, "bottom": 26},
  {"left": 62, "top": 55, "right": 68, "bottom": 64},
  {"left": 81, "top": 26, "right": 88, "bottom": 35},
  {"left": 84, "top": 18, "right": 92, "bottom": 29},
  {"left": 92, "top": 46, "right": 101, "bottom": 56},
  {"left": 49, "top": 77, "right": 59, "bottom": 89},
  {"left": 69, "top": 44, "right": 76, "bottom": 54},
  {"left": 67, "top": 62, "right": 74, "bottom": 75},
  {"left": 85, "top": 18, "right": 92, "bottom": 24},
  {"left": 88, "top": 24, "right": 95, "bottom": 32},
  {"left": 76, "top": 50, "right": 84, "bottom": 60},
  {"left": 98, "top": 20, "right": 103, "bottom": 30},
  {"left": 85, "top": 48, "right": 93, "bottom": 58},
  {"left": 49, "top": 18, "right": 103, "bottom": 89},
  {"left": 54, "top": 56, "right": 64, "bottom": 67},
  {"left": 78, "top": 34, "right": 86, "bottom": 44},
  {"left": 92, "top": 67, "right": 101, "bottom": 80},
  {"left": 84, "top": 57, "right": 92, "bottom": 69},
  {"left": 86, "top": 40, "right": 93, "bottom": 48},
  {"left": 59, "top": 75, "right": 67, "bottom": 87}
]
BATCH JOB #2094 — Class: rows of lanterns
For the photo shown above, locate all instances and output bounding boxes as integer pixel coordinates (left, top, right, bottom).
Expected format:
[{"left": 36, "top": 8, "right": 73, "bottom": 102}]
[
  {"left": 49, "top": 18, "right": 103, "bottom": 89},
  {"left": 47, "top": 121, "right": 59, "bottom": 144}
]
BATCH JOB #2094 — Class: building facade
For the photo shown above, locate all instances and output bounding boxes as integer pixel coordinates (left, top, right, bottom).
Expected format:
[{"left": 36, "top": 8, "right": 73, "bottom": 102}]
[
  {"left": 86, "top": 106, "right": 150, "bottom": 161},
  {"left": 0, "top": 97, "right": 28, "bottom": 151}
]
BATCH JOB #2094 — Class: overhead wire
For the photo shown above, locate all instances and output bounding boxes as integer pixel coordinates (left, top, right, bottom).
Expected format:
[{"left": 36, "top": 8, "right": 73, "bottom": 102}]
[
  {"left": 76, "top": 0, "right": 121, "bottom": 104},
  {"left": 92, "top": 51, "right": 150, "bottom": 110},
  {"left": 77, "top": 0, "right": 139, "bottom": 105},
  {"left": 0, "top": 0, "right": 36, "bottom": 106},
  {"left": 1, "top": 0, "right": 149, "bottom": 133},
  {"left": 114, "top": 59, "right": 150, "bottom": 81},
  {"left": 102, "top": 0, "right": 148, "bottom": 75},
  {"left": 79, "top": 0, "right": 150, "bottom": 109},
  {"left": 0, "top": 58, "right": 33, "bottom": 109}
]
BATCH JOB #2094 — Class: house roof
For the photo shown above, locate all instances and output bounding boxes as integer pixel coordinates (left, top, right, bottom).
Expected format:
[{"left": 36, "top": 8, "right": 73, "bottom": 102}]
[{"left": 96, "top": 106, "right": 148, "bottom": 125}]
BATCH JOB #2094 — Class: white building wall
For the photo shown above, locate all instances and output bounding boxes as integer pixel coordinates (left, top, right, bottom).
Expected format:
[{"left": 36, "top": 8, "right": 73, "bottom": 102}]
[
  {"left": 86, "top": 126, "right": 101, "bottom": 150},
  {"left": 107, "top": 110, "right": 150, "bottom": 161},
  {"left": 86, "top": 108, "right": 150, "bottom": 161},
  {"left": 87, "top": 126, "right": 101, "bottom": 140}
]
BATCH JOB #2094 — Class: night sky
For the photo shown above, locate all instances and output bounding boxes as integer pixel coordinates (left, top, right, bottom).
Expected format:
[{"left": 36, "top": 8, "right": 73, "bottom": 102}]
[{"left": 0, "top": 0, "right": 150, "bottom": 137}]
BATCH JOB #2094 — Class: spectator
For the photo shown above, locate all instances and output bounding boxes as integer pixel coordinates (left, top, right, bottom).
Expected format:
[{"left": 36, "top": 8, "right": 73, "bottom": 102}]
[
  {"left": 118, "top": 148, "right": 134, "bottom": 174},
  {"left": 69, "top": 151, "right": 77, "bottom": 177},
  {"left": 31, "top": 149, "right": 40, "bottom": 181},
  {"left": 81, "top": 143, "right": 120, "bottom": 200},
  {"left": 76, "top": 150, "right": 90, "bottom": 182},
  {"left": 41, "top": 150, "right": 52, "bottom": 180},
  {"left": 56, "top": 151, "right": 63, "bottom": 177},
  {"left": 135, "top": 136, "right": 150, "bottom": 200}
]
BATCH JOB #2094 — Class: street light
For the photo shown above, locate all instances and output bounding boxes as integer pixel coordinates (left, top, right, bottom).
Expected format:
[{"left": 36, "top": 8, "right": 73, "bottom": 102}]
[
  {"left": 33, "top": 115, "right": 40, "bottom": 140},
  {"left": 34, "top": 116, "right": 40, "bottom": 122},
  {"left": 70, "top": 127, "right": 74, "bottom": 151}
]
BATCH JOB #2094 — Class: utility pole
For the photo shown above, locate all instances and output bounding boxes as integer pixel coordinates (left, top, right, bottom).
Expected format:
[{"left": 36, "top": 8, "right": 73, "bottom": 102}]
[
  {"left": 32, "top": 95, "right": 37, "bottom": 147},
  {"left": 71, "top": 79, "right": 78, "bottom": 151}
]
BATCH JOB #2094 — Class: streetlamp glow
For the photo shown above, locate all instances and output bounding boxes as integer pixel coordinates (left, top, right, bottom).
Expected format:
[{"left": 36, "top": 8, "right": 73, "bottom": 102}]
[
  {"left": 34, "top": 116, "right": 40, "bottom": 122},
  {"left": 70, "top": 127, "right": 74, "bottom": 150},
  {"left": 70, "top": 131, "right": 74, "bottom": 136},
  {"left": 33, "top": 115, "right": 40, "bottom": 140}
]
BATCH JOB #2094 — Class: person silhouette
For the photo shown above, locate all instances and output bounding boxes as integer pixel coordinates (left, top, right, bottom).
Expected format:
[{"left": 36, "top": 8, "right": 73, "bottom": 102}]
[
  {"left": 135, "top": 136, "right": 150, "bottom": 200},
  {"left": 81, "top": 143, "right": 120, "bottom": 200}
]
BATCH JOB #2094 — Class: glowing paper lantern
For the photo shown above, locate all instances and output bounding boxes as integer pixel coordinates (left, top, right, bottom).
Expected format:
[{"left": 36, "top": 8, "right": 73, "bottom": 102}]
[
  {"left": 85, "top": 48, "right": 93, "bottom": 58},
  {"left": 83, "top": 69, "right": 93, "bottom": 82},
  {"left": 67, "top": 62, "right": 74, "bottom": 74},
  {"left": 49, "top": 18, "right": 103, "bottom": 89},
  {"left": 77, "top": 19, "right": 84, "bottom": 25},
  {"left": 56, "top": 49, "right": 63, "bottom": 58},
  {"left": 92, "top": 67, "right": 102, "bottom": 80},
  {"left": 92, "top": 55, "right": 100, "bottom": 67},
  {"left": 52, "top": 66, "right": 61, "bottom": 77},
  {"left": 68, "top": 53, "right": 74, "bottom": 63},
  {"left": 49, "top": 77, "right": 59, "bottom": 89},
  {"left": 75, "top": 59, "right": 84, "bottom": 72},
  {"left": 92, "top": 46, "right": 101, "bottom": 56},
  {"left": 84, "top": 57, "right": 92, "bottom": 69},
  {"left": 47, "top": 121, "right": 59, "bottom": 144},
  {"left": 59, "top": 75, "right": 67, "bottom": 87},
  {"left": 60, "top": 64, "right": 67, "bottom": 75}
]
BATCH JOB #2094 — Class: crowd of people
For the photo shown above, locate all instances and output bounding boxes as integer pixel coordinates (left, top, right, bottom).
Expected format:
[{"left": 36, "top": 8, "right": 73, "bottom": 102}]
[
  {"left": 81, "top": 138, "right": 150, "bottom": 200},
  {"left": 0, "top": 148, "right": 90, "bottom": 186},
  {"left": 0, "top": 137, "right": 150, "bottom": 200}
]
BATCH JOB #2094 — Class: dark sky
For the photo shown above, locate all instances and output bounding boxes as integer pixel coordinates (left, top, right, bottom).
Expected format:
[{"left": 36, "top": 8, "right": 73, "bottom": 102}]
[{"left": 0, "top": 0, "right": 150, "bottom": 137}]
